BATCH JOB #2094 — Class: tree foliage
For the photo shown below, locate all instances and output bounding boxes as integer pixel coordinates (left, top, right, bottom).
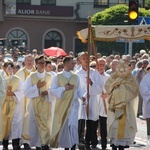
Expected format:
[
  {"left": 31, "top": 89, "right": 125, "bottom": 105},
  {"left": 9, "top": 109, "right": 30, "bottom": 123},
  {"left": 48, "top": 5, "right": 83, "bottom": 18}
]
[{"left": 92, "top": 4, "right": 150, "bottom": 25}]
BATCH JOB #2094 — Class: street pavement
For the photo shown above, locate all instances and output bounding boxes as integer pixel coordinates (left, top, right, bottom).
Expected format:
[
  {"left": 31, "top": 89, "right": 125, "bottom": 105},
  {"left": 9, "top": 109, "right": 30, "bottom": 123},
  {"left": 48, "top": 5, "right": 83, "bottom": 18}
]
[{"left": 0, "top": 116, "right": 148, "bottom": 150}]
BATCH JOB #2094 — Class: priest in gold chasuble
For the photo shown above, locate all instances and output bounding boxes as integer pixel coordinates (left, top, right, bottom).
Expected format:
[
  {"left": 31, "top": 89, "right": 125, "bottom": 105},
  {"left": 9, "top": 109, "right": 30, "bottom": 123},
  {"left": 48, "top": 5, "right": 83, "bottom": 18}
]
[
  {"left": 24, "top": 55, "right": 52, "bottom": 150},
  {"left": 1, "top": 62, "right": 24, "bottom": 150},
  {"left": 50, "top": 56, "right": 85, "bottom": 149},
  {"left": 105, "top": 59, "right": 139, "bottom": 150},
  {"left": 15, "top": 54, "right": 36, "bottom": 149},
  {"left": 0, "top": 73, "right": 6, "bottom": 140}
]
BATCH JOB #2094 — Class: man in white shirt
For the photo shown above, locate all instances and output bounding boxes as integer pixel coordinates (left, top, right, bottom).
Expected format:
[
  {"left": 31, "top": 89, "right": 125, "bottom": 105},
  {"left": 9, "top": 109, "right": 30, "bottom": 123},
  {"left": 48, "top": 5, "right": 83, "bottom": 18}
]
[
  {"left": 44, "top": 58, "right": 56, "bottom": 77},
  {"left": 97, "top": 58, "right": 110, "bottom": 150},
  {"left": 76, "top": 52, "right": 103, "bottom": 149}
]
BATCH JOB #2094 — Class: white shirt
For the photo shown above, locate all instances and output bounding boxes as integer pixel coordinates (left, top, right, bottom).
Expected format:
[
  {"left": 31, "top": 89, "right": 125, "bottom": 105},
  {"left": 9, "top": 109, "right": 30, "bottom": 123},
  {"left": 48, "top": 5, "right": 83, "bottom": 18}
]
[
  {"left": 76, "top": 67, "right": 103, "bottom": 121},
  {"left": 98, "top": 72, "right": 110, "bottom": 117}
]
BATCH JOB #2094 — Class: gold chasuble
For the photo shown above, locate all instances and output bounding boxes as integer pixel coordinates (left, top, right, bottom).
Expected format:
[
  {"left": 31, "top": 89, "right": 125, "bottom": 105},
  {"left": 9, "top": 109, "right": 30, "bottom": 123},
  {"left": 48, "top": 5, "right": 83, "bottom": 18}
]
[
  {"left": 1, "top": 75, "right": 20, "bottom": 140},
  {"left": 105, "top": 60, "right": 139, "bottom": 142},
  {"left": 50, "top": 72, "right": 77, "bottom": 147},
  {"left": 22, "top": 67, "right": 36, "bottom": 140},
  {"left": 30, "top": 72, "right": 52, "bottom": 145}
]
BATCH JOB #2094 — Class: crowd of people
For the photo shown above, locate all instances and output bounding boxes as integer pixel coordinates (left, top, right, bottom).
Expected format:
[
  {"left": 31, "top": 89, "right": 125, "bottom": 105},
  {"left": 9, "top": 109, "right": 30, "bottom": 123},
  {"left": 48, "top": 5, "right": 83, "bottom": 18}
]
[{"left": 0, "top": 47, "right": 149, "bottom": 150}]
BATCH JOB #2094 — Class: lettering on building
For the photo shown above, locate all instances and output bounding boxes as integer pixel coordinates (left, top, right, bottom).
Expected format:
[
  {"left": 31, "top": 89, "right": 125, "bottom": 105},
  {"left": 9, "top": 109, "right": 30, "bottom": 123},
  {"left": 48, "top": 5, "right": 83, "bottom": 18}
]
[{"left": 18, "top": 9, "right": 35, "bottom": 15}]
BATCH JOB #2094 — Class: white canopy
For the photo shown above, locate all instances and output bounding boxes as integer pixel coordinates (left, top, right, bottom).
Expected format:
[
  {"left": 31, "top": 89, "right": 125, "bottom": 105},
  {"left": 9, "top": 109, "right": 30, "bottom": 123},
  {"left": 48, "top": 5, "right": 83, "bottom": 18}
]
[{"left": 77, "top": 25, "right": 150, "bottom": 42}]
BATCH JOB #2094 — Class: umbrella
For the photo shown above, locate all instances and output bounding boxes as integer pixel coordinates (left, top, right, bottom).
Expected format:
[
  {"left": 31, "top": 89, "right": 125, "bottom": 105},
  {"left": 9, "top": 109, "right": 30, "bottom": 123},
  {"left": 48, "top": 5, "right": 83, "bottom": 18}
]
[{"left": 43, "top": 47, "right": 67, "bottom": 57}]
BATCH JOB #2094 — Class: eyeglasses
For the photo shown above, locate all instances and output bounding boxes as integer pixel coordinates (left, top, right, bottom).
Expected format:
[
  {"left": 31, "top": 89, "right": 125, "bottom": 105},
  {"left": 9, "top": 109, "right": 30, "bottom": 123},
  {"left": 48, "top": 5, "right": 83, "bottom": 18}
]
[
  {"left": 37, "top": 62, "right": 45, "bottom": 65},
  {"left": 90, "top": 65, "right": 96, "bottom": 68}
]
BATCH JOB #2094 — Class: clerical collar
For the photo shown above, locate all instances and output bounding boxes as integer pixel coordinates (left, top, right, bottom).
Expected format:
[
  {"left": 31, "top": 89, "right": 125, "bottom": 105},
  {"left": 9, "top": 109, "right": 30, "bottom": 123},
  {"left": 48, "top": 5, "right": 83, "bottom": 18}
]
[
  {"left": 36, "top": 70, "right": 46, "bottom": 78},
  {"left": 26, "top": 67, "right": 33, "bottom": 73},
  {"left": 63, "top": 70, "right": 71, "bottom": 78}
]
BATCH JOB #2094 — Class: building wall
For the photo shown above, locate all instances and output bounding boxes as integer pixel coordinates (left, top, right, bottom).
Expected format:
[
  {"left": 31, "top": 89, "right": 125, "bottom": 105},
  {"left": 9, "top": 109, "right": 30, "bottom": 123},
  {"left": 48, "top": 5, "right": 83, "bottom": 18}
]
[
  {"left": 0, "top": 0, "right": 4, "bottom": 21},
  {"left": 0, "top": 18, "right": 87, "bottom": 53}
]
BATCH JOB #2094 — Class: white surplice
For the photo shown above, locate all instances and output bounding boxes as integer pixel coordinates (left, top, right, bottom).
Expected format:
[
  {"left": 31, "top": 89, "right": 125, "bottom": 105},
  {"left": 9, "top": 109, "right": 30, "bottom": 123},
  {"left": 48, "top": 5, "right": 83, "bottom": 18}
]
[
  {"left": 50, "top": 70, "right": 85, "bottom": 148},
  {"left": 24, "top": 71, "right": 52, "bottom": 147},
  {"left": 7, "top": 75, "right": 24, "bottom": 140},
  {"left": 76, "top": 67, "right": 103, "bottom": 121},
  {"left": 140, "top": 72, "right": 150, "bottom": 118},
  {"left": 15, "top": 67, "right": 35, "bottom": 144}
]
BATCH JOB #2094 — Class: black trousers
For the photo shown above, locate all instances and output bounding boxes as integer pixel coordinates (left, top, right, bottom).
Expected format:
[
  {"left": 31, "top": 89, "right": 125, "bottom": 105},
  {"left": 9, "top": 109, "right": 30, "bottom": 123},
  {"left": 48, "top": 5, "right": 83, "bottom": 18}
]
[
  {"left": 78, "top": 119, "right": 98, "bottom": 146},
  {"left": 64, "top": 144, "right": 76, "bottom": 150},
  {"left": 85, "top": 120, "right": 98, "bottom": 146},
  {"left": 99, "top": 116, "right": 107, "bottom": 149},
  {"left": 78, "top": 119, "right": 85, "bottom": 142},
  {"left": 146, "top": 118, "right": 150, "bottom": 135}
]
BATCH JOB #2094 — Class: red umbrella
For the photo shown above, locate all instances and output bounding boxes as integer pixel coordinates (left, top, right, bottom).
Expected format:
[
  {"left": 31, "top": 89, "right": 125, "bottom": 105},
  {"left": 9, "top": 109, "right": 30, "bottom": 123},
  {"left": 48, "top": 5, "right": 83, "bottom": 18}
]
[{"left": 43, "top": 47, "right": 67, "bottom": 57}]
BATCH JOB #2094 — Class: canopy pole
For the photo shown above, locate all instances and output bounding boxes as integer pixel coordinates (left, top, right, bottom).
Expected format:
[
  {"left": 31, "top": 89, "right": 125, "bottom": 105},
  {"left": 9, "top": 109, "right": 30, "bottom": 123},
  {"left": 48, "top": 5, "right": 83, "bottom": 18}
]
[
  {"left": 90, "top": 27, "right": 98, "bottom": 67},
  {"left": 86, "top": 16, "right": 92, "bottom": 119},
  {"left": 90, "top": 24, "right": 107, "bottom": 115}
]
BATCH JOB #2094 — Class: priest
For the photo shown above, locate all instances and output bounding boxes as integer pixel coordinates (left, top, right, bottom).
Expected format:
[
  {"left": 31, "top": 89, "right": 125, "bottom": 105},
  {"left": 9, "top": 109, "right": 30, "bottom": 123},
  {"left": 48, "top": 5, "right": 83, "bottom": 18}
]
[
  {"left": 24, "top": 55, "right": 52, "bottom": 150},
  {"left": 105, "top": 59, "right": 139, "bottom": 150},
  {"left": 1, "top": 62, "right": 24, "bottom": 150},
  {"left": 50, "top": 56, "right": 85, "bottom": 150},
  {"left": 15, "top": 54, "right": 36, "bottom": 149}
]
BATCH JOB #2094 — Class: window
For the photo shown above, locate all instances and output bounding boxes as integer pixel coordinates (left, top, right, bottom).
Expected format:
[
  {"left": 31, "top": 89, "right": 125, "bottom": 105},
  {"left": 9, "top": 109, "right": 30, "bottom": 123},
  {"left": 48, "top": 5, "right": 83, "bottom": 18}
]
[
  {"left": 44, "top": 31, "right": 62, "bottom": 48},
  {"left": 41, "top": 0, "right": 56, "bottom": 5},
  {"left": 94, "top": 0, "right": 109, "bottom": 7},
  {"left": 16, "top": 0, "right": 31, "bottom": 4},
  {"left": 7, "top": 29, "right": 28, "bottom": 48}
]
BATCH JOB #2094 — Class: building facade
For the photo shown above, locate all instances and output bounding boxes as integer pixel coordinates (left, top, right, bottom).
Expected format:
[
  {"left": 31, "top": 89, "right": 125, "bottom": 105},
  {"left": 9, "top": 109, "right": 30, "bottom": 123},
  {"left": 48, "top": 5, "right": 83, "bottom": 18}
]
[{"left": 0, "top": 0, "right": 145, "bottom": 55}]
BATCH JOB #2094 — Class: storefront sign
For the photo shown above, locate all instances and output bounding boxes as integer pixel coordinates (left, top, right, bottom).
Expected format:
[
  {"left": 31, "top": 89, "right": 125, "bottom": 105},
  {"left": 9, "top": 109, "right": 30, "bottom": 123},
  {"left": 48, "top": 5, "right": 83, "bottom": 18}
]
[{"left": 16, "top": 4, "right": 73, "bottom": 17}]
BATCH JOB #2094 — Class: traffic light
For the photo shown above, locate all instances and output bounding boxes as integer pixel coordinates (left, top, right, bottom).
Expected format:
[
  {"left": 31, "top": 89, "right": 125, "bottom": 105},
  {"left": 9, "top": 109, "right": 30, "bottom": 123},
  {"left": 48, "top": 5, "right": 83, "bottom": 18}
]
[{"left": 128, "top": 0, "right": 139, "bottom": 25}]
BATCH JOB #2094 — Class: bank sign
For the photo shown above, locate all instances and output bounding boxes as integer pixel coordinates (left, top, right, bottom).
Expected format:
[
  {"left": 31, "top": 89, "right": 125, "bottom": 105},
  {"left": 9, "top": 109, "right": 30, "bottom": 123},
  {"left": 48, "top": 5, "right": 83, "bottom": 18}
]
[{"left": 16, "top": 4, "right": 73, "bottom": 17}]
